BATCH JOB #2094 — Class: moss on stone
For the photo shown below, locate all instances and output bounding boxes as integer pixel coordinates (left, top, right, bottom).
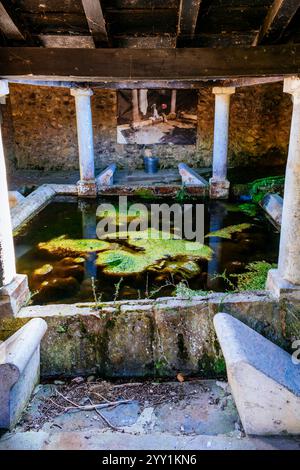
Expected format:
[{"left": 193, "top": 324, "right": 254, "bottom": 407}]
[{"left": 205, "top": 223, "right": 252, "bottom": 240}]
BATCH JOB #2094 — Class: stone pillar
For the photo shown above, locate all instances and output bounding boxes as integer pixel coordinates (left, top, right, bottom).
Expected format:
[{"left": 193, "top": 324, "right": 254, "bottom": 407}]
[
  {"left": 171, "top": 90, "right": 177, "bottom": 114},
  {"left": 209, "top": 87, "right": 235, "bottom": 199},
  {"left": 267, "top": 77, "right": 300, "bottom": 299},
  {"left": 0, "top": 81, "right": 29, "bottom": 316},
  {"left": 70, "top": 88, "right": 96, "bottom": 198}
]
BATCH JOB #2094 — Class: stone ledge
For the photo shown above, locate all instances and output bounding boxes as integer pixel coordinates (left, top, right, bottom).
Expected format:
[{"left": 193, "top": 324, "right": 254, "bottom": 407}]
[
  {"left": 214, "top": 312, "right": 300, "bottom": 435},
  {"left": 0, "top": 274, "right": 30, "bottom": 317},
  {"left": 178, "top": 163, "right": 208, "bottom": 186},
  {"left": 0, "top": 318, "right": 47, "bottom": 429}
]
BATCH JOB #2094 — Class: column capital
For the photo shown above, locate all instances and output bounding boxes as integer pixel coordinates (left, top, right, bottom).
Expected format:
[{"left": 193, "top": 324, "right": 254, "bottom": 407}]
[
  {"left": 212, "top": 86, "right": 235, "bottom": 96},
  {"left": 0, "top": 80, "right": 9, "bottom": 97},
  {"left": 283, "top": 77, "right": 300, "bottom": 96},
  {"left": 70, "top": 87, "right": 93, "bottom": 97}
]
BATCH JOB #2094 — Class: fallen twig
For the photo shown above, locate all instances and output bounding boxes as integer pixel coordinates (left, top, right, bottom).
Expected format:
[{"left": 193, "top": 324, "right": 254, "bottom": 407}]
[{"left": 64, "top": 399, "right": 133, "bottom": 412}]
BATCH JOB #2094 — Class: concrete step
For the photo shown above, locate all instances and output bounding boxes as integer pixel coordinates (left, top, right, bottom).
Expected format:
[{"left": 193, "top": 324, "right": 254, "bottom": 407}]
[
  {"left": 1, "top": 429, "right": 300, "bottom": 450},
  {"left": 214, "top": 312, "right": 300, "bottom": 435}
]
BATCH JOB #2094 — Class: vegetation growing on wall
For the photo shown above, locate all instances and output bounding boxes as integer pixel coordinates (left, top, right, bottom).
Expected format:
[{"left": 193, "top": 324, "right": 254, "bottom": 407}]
[
  {"left": 249, "top": 176, "right": 285, "bottom": 202},
  {"left": 232, "top": 261, "right": 277, "bottom": 291}
]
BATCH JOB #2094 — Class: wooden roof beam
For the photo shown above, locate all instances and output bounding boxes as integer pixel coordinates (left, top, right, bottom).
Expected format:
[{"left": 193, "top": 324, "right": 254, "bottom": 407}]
[
  {"left": 0, "top": 2, "right": 25, "bottom": 41},
  {"left": 81, "top": 0, "right": 108, "bottom": 47},
  {"left": 253, "top": 0, "right": 300, "bottom": 45},
  {"left": 177, "top": 0, "right": 201, "bottom": 40}
]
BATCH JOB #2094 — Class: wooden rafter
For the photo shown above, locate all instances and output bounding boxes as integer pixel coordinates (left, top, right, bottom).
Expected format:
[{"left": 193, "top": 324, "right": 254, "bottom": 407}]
[
  {"left": 177, "top": 0, "right": 202, "bottom": 39},
  {"left": 0, "top": 46, "right": 299, "bottom": 81},
  {"left": 81, "top": 0, "right": 108, "bottom": 46},
  {"left": 0, "top": 2, "right": 24, "bottom": 41},
  {"left": 253, "top": 0, "right": 300, "bottom": 45}
]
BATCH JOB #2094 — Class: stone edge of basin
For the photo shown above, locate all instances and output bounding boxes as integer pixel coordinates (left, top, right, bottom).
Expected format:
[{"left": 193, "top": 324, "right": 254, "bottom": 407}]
[{"left": 214, "top": 312, "right": 300, "bottom": 435}]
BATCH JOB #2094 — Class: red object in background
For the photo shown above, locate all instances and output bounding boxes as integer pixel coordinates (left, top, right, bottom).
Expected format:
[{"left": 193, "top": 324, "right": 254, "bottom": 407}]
[{"left": 161, "top": 103, "right": 168, "bottom": 110}]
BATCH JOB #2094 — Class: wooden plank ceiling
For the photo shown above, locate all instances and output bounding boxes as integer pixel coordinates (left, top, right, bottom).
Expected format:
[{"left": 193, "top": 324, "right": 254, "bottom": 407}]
[{"left": 0, "top": 0, "right": 299, "bottom": 48}]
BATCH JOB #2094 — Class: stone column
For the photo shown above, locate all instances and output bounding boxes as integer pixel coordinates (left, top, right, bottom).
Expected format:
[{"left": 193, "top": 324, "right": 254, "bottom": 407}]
[
  {"left": 209, "top": 87, "right": 235, "bottom": 199},
  {"left": 0, "top": 81, "right": 29, "bottom": 316},
  {"left": 267, "top": 77, "right": 300, "bottom": 299},
  {"left": 132, "top": 89, "right": 140, "bottom": 124},
  {"left": 171, "top": 90, "right": 177, "bottom": 115},
  {"left": 70, "top": 88, "right": 96, "bottom": 198}
]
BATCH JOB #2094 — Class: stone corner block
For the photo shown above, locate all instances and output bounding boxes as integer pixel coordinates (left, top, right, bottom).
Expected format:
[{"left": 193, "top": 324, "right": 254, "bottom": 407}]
[
  {"left": 214, "top": 312, "right": 300, "bottom": 435},
  {"left": 0, "top": 318, "right": 47, "bottom": 430},
  {"left": 178, "top": 163, "right": 208, "bottom": 186},
  {"left": 96, "top": 164, "right": 117, "bottom": 187},
  {"left": 266, "top": 269, "right": 300, "bottom": 300},
  {"left": 0, "top": 274, "right": 30, "bottom": 317},
  {"left": 77, "top": 180, "right": 97, "bottom": 198},
  {"left": 209, "top": 177, "right": 230, "bottom": 199}
]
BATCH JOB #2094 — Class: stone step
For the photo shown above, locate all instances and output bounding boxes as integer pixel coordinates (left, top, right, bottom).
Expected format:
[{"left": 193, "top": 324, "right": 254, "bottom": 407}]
[{"left": 214, "top": 312, "right": 300, "bottom": 435}]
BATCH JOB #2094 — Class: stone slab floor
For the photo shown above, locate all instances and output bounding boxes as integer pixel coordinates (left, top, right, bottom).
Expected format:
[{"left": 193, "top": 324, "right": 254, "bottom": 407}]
[{"left": 1, "top": 379, "right": 300, "bottom": 450}]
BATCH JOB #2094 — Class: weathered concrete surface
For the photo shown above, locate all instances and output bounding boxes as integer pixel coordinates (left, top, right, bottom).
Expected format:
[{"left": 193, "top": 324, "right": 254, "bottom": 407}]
[
  {"left": 0, "top": 291, "right": 289, "bottom": 378},
  {"left": 178, "top": 163, "right": 208, "bottom": 186},
  {"left": 8, "top": 191, "right": 25, "bottom": 208},
  {"left": 96, "top": 163, "right": 116, "bottom": 187},
  {"left": 214, "top": 312, "right": 300, "bottom": 435},
  {"left": 0, "top": 318, "right": 47, "bottom": 430},
  {"left": 260, "top": 193, "right": 283, "bottom": 229}
]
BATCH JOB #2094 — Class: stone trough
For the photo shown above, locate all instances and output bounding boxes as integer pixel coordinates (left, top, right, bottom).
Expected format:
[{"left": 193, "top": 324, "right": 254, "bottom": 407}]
[{"left": 0, "top": 318, "right": 47, "bottom": 430}]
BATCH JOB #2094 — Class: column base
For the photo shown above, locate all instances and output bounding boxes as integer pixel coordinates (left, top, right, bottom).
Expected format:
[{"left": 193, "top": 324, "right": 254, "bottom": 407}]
[
  {"left": 209, "top": 177, "right": 230, "bottom": 199},
  {"left": 77, "top": 180, "right": 97, "bottom": 198},
  {"left": 0, "top": 274, "right": 30, "bottom": 317},
  {"left": 266, "top": 269, "right": 300, "bottom": 300}
]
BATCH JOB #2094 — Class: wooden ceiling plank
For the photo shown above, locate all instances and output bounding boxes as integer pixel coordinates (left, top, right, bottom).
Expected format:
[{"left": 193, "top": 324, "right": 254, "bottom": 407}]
[
  {"left": 81, "top": 0, "right": 108, "bottom": 46},
  {"left": 253, "top": 0, "right": 300, "bottom": 45},
  {"left": 0, "top": 2, "right": 25, "bottom": 41},
  {"left": 39, "top": 35, "right": 95, "bottom": 48},
  {"left": 0, "top": 46, "right": 299, "bottom": 80}
]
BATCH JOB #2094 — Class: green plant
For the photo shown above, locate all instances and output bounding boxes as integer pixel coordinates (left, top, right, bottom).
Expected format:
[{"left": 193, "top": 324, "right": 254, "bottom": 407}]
[
  {"left": 232, "top": 261, "right": 277, "bottom": 291},
  {"left": 175, "top": 281, "right": 212, "bottom": 299},
  {"left": 91, "top": 276, "right": 103, "bottom": 311},
  {"left": 249, "top": 176, "right": 284, "bottom": 203},
  {"left": 211, "top": 269, "right": 236, "bottom": 290},
  {"left": 113, "top": 277, "right": 123, "bottom": 303},
  {"left": 175, "top": 184, "right": 189, "bottom": 203}
]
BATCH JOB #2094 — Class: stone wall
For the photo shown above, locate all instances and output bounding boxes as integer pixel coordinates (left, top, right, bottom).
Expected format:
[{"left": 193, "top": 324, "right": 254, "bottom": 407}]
[
  {"left": 2, "top": 82, "right": 292, "bottom": 172},
  {"left": 0, "top": 292, "right": 298, "bottom": 378}
]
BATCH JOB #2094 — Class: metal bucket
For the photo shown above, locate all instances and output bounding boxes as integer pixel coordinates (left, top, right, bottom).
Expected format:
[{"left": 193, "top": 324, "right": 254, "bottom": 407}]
[{"left": 143, "top": 157, "right": 159, "bottom": 174}]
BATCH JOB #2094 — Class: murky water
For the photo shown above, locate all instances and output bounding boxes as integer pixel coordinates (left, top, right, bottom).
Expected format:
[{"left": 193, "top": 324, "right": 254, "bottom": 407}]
[{"left": 14, "top": 197, "right": 279, "bottom": 304}]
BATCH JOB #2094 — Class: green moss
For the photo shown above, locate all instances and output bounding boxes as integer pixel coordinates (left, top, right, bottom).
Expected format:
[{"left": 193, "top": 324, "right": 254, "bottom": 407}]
[
  {"left": 33, "top": 264, "right": 53, "bottom": 276},
  {"left": 38, "top": 235, "right": 112, "bottom": 256},
  {"left": 205, "top": 223, "right": 252, "bottom": 239},
  {"left": 249, "top": 175, "right": 284, "bottom": 203},
  {"left": 133, "top": 188, "right": 154, "bottom": 200},
  {"left": 237, "top": 203, "right": 258, "bottom": 217},
  {"left": 233, "top": 261, "right": 277, "bottom": 291}
]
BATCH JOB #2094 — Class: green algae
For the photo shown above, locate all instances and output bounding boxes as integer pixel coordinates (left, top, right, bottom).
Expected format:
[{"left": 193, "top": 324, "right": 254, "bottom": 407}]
[
  {"left": 38, "top": 235, "right": 113, "bottom": 256},
  {"left": 205, "top": 223, "right": 252, "bottom": 239},
  {"left": 96, "top": 230, "right": 212, "bottom": 276},
  {"left": 96, "top": 205, "right": 149, "bottom": 226}
]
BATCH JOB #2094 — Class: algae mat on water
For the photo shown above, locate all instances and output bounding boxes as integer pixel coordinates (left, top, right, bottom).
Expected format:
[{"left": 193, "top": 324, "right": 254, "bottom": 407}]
[
  {"left": 205, "top": 223, "right": 252, "bottom": 240},
  {"left": 38, "top": 231, "right": 213, "bottom": 276}
]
